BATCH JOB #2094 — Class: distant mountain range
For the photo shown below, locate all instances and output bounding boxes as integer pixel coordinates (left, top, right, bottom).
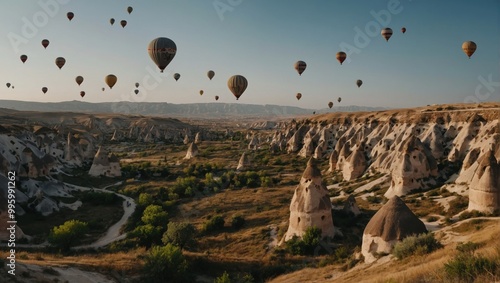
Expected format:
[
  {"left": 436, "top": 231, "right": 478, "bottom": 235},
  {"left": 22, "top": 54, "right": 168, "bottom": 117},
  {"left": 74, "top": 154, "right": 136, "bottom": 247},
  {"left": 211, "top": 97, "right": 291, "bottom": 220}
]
[{"left": 0, "top": 100, "right": 388, "bottom": 118}]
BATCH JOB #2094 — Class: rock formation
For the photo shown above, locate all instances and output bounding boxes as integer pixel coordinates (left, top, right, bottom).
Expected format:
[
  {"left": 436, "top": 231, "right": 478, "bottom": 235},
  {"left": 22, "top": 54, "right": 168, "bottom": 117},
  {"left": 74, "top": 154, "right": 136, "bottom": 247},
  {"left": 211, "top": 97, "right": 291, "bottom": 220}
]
[
  {"left": 284, "top": 158, "right": 335, "bottom": 242},
  {"left": 88, "top": 146, "right": 121, "bottom": 177},
  {"left": 343, "top": 195, "right": 361, "bottom": 216},
  {"left": 185, "top": 142, "right": 198, "bottom": 159},
  {"left": 468, "top": 149, "right": 500, "bottom": 213},
  {"left": 361, "top": 196, "right": 427, "bottom": 263},
  {"left": 237, "top": 152, "right": 250, "bottom": 171}
]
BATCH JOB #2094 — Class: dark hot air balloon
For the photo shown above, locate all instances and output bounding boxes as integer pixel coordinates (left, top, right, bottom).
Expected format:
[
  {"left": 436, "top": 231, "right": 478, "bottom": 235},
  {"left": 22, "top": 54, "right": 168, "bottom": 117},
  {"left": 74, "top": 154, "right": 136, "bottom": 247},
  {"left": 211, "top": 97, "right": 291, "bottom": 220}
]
[
  {"left": 328, "top": 102, "right": 333, "bottom": 109},
  {"left": 110, "top": 18, "right": 115, "bottom": 25},
  {"left": 294, "top": 61, "right": 306, "bottom": 76},
  {"left": 336, "top": 52, "right": 346, "bottom": 65},
  {"left": 20, "top": 55, "right": 27, "bottom": 63},
  {"left": 41, "top": 39, "right": 49, "bottom": 49},
  {"left": 381, "top": 28, "right": 393, "bottom": 41},
  {"left": 296, "top": 93, "right": 302, "bottom": 100},
  {"left": 356, "top": 80, "right": 363, "bottom": 88},
  {"left": 207, "top": 70, "right": 215, "bottom": 80},
  {"left": 80, "top": 91, "right": 85, "bottom": 98},
  {"left": 401, "top": 27, "right": 406, "bottom": 33},
  {"left": 42, "top": 87, "right": 48, "bottom": 94},
  {"left": 120, "top": 20, "right": 127, "bottom": 28},
  {"left": 127, "top": 6, "right": 133, "bottom": 14},
  {"left": 55, "top": 57, "right": 66, "bottom": 69},
  {"left": 67, "top": 12, "right": 74, "bottom": 21},
  {"left": 148, "top": 37, "right": 177, "bottom": 73},
  {"left": 174, "top": 73, "right": 180, "bottom": 81},
  {"left": 227, "top": 75, "right": 248, "bottom": 100},
  {"left": 75, "top": 76, "right": 84, "bottom": 86},
  {"left": 105, "top": 74, "right": 117, "bottom": 89}
]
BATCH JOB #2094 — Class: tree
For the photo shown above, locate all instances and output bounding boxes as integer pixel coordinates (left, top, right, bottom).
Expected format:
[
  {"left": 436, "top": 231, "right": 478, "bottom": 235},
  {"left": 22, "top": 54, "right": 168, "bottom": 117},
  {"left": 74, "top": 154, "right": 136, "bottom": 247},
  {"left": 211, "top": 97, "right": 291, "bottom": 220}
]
[
  {"left": 141, "top": 205, "right": 168, "bottom": 227},
  {"left": 214, "top": 271, "right": 231, "bottom": 283},
  {"left": 138, "top": 193, "right": 154, "bottom": 207},
  {"left": 142, "top": 244, "right": 191, "bottom": 283},
  {"left": 162, "top": 222, "right": 196, "bottom": 250},
  {"left": 48, "top": 220, "right": 89, "bottom": 251}
]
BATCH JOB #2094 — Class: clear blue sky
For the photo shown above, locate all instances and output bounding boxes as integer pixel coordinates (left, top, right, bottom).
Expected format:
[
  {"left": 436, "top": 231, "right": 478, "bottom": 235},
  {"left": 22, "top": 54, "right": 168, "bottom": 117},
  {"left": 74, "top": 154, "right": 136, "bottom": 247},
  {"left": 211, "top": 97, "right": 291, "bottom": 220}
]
[{"left": 0, "top": 0, "right": 498, "bottom": 109}]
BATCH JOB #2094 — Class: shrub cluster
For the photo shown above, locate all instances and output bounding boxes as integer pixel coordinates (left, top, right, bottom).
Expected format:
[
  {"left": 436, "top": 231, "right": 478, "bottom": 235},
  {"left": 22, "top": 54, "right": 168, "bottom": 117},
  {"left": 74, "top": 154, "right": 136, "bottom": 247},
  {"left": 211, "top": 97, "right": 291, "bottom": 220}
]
[{"left": 392, "top": 233, "right": 442, "bottom": 260}]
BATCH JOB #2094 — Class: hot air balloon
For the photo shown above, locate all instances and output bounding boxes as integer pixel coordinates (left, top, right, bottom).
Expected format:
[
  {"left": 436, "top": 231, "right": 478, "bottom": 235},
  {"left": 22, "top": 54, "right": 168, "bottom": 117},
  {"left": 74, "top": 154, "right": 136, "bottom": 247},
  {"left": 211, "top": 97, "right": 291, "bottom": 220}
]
[
  {"left": 199, "top": 90, "right": 204, "bottom": 95},
  {"left": 102, "top": 87, "right": 105, "bottom": 91},
  {"left": 207, "top": 70, "right": 215, "bottom": 80},
  {"left": 55, "top": 57, "right": 66, "bottom": 69},
  {"left": 6, "top": 83, "right": 11, "bottom": 88},
  {"left": 75, "top": 76, "right": 84, "bottom": 86},
  {"left": 80, "top": 91, "right": 85, "bottom": 98},
  {"left": 462, "top": 41, "right": 477, "bottom": 59},
  {"left": 294, "top": 61, "right": 306, "bottom": 76},
  {"left": 110, "top": 18, "right": 115, "bottom": 25},
  {"left": 67, "top": 12, "right": 74, "bottom": 21},
  {"left": 105, "top": 74, "right": 117, "bottom": 89},
  {"left": 227, "top": 75, "right": 248, "bottom": 100},
  {"left": 401, "top": 27, "right": 406, "bottom": 34},
  {"left": 356, "top": 79, "right": 363, "bottom": 88},
  {"left": 120, "top": 20, "right": 127, "bottom": 28},
  {"left": 338, "top": 97, "right": 342, "bottom": 103},
  {"left": 296, "top": 93, "right": 302, "bottom": 100},
  {"left": 127, "top": 6, "right": 133, "bottom": 14},
  {"left": 135, "top": 82, "right": 139, "bottom": 88},
  {"left": 41, "top": 39, "right": 49, "bottom": 49},
  {"left": 42, "top": 87, "right": 48, "bottom": 94},
  {"left": 174, "top": 73, "right": 180, "bottom": 81},
  {"left": 11, "top": 86, "right": 14, "bottom": 89},
  {"left": 336, "top": 52, "right": 346, "bottom": 65},
  {"left": 215, "top": 95, "right": 219, "bottom": 101},
  {"left": 381, "top": 28, "right": 393, "bottom": 41},
  {"left": 148, "top": 37, "right": 177, "bottom": 73},
  {"left": 328, "top": 102, "right": 333, "bottom": 109},
  {"left": 20, "top": 55, "right": 27, "bottom": 63},
  {"left": 134, "top": 89, "right": 139, "bottom": 95}
]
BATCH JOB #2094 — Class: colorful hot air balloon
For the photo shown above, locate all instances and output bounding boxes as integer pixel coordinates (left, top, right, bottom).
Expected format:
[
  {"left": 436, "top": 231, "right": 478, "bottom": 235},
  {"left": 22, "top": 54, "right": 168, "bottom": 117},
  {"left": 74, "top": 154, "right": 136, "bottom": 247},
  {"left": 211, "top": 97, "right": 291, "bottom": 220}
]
[
  {"left": 148, "top": 37, "right": 177, "bottom": 73},
  {"left": 328, "top": 102, "right": 333, "bottom": 109},
  {"left": 67, "top": 12, "right": 74, "bottom": 21},
  {"left": 296, "top": 93, "right": 302, "bottom": 100},
  {"left": 80, "top": 91, "right": 85, "bottom": 98},
  {"left": 199, "top": 90, "right": 204, "bottom": 95},
  {"left": 401, "top": 27, "right": 406, "bottom": 34},
  {"left": 356, "top": 80, "right": 363, "bottom": 88},
  {"left": 55, "top": 57, "right": 66, "bottom": 69},
  {"left": 20, "top": 55, "right": 27, "bottom": 63},
  {"left": 134, "top": 89, "right": 139, "bottom": 95},
  {"left": 215, "top": 95, "right": 219, "bottom": 101},
  {"left": 338, "top": 97, "right": 342, "bottom": 103},
  {"left": 174, "top": 73, "right": 180, "bottom": 81},
  {"left": 294, "top": 61, "right": 306, "bottom": 76},
  {"left": 41, "top": 39, "right": 49, "bottom": 49},
  {"left": 227, "top": 75, "right": 248, "bottom": 100},
  {"left": 42, "top": 87, "right": 48, "bottom": 94},
  {"left": 75, "top": 76, "right": 84, "bottom": 86},
  {"left": 207, "top": 70, "right": 215, "bottom": 80},
  {"left": 110, "top": 18, "right": 115, "bottom": 25},
  {"left": 336, "top": 52, "right": 346, "bottom": 65},
  {"left": 381, "top": 28, "right": 393, "bottom": 41},
  {"left": 6, "top": 83, "right": 11, "bottom": 88},
  {"left": 120, "top": 20, "right": 127, "bottom": 28},
  {"left": 462, "top": 41, "right": 477, "bottom": 59},
  {"left": 127, "top": 6, "right": 133, "bottom": 14},
  {"left": 135, "top": 82, "right": 139, "bottom": 88},
  {"left": 105, "top": 74, "right": 117, "bottom": 89}
]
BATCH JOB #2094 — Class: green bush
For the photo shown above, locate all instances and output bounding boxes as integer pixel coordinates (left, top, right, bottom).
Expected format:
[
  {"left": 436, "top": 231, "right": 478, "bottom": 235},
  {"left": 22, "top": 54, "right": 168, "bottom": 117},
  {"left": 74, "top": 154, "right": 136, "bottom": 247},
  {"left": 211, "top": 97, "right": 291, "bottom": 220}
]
[
  {"left": 48, "top": 220, "right": 89, "bottom": 251},
  {"left": 162, "top": 222, "right": 196, "bottom": 250},
  {"left": 286, "top": 226, "right": 324, "bottom": 256},
  {"left": 231, "top": 215, "right": 246, "bottom": 230},
  {"left": 214, "top": 271, "right": 231, "bottom": 283},
  {"left": 392, "top": 233, "right": 442, "bottom": 260},
  {"left": 444, "top": 253, "right": 497, "bottom": 282},
  {"left": 142, "top": 244, "right": 192, "bottom": 283},
  {"left": 141, "top": 205, "right": 169, "bottom": 227},
  {"left": 203, "top": 215, "right": 225, "bottom": 233}
]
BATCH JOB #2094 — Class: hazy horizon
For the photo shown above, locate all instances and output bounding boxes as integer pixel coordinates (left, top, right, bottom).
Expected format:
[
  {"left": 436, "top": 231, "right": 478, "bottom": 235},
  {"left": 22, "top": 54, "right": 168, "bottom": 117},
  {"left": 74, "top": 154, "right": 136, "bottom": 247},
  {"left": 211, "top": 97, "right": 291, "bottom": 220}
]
[{"left": 1, "top": 1, "right": 498, "bottom": 109}]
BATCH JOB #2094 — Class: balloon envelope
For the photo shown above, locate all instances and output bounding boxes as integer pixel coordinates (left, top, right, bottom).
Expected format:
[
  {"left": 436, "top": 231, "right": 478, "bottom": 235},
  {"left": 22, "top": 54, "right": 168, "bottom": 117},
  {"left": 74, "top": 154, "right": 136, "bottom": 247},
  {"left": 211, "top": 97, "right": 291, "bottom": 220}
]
[
  {"left": 199, "top": 90, "right": 204, "bottom": 95},
  {"left": 174, "top": 73, "right": 180, "bottom": 81},
  {"left": 127, "top": 6, "right": 133, "bottom": 14},
  {"left": 20, "top": 55, "right": 27, "bottom": 63},
  {"left": 80, "top": 91, "right": 85, "bottom": 98},
  {"left": 207, "top": 70, "right": 215, "bottom": 80},
  {"left": 120, "top": 20, "right": 127, "bottom": 28},
  {"left": 55, "top": 57, "right": 66, "bottom": 69},
  {"left": 381, "top": 28, "right": 393, "bottom": 41},
  {"left": 294, "top": 61, "right": 306, "bottom": 76},
  {"left": 336, "top": 52, "right": 346, "bottom": 65},
  {"left": 134, "top": 89, "right": 139, "bottom": 95},
  {"left": 462, "top": 41, "right": 477, "bottom": 58},
  {"left": 67, "top": 12, "right": 74, "bottom": 21},
  {"left": 42, "top": 87, "right": 48, "bottom": 94},
  {"left": 356, "top": 80, "right": 363, "bottom": 88},
  {"left": 328, "top": 102, "right": 333, "bottom": 109},
  {"left": 41, "top": 39, "right": 49, "bottom": 49},
  {"left": 296, "top": 93, "right": 302, "bottom": 100},
  {"left": 110, "top": 18, "right": 115, "bottom": 25},
  {"left": 105, "top": 74, "right": 117, "bottom": 89},
  {"left": 227, "top": 75, "right": 248, "bottom": 100},
  {"left": 6, "top": 83, "right": 11, "bottom": 88},
  {"left": 135, "top": 82, "right": 139, "bottom": 88},
  {"left": 338, "top": 97, "right": 342, "bottom": 103},
  {"left": 75, "top": 76, "right": 84, "bottom": 86},
  {"left": 148, "top": 37, "right": 177, "bottom": 72},
  {"left": 215, "top": 95, "right": 219, "bottom": 101},
  {"left": 102, "top": 87, "right": 105, "bottom": 91},
  {"left": 401, "top": 27, "right": 406, "bottom": 33}
]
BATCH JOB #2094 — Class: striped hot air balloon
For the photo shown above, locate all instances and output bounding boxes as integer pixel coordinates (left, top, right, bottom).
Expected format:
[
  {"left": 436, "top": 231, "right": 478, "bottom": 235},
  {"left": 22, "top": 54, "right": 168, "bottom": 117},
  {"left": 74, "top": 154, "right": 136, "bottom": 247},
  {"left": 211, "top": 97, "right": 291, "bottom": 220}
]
[
  {"left": 336, "top": 52, "right": 346, "bottom": 65},
  {"left": 381, "top": 28, "right": 393, "bottom": 41},
  {"left": 294, "top": 61, "right": 306, "bottom": 76},
  {"left": 227, "top": 75, "right": 248, "bottom": 100},
  {"left": 148, "top": 37, "right": 177, "bottom": 72}
]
